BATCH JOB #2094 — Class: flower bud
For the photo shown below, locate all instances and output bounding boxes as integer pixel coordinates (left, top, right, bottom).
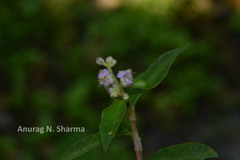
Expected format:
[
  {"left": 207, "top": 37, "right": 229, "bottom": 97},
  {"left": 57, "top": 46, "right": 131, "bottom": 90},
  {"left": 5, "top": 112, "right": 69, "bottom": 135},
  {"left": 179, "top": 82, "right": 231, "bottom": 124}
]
[
  {"left": 123, "top": 93, "right": 129, "bottom": 100},
  {"left": 108, "top": 84, "right": 120, "bottom": 98},
  {"left": 106, "top": 56, "right": 117, "bottom": 68},
  {"left": 110, "top": 91, "right": 119, "bottom": 98},
  {"left": 96, "top": 57, "right": 105, "bottom": 66}
]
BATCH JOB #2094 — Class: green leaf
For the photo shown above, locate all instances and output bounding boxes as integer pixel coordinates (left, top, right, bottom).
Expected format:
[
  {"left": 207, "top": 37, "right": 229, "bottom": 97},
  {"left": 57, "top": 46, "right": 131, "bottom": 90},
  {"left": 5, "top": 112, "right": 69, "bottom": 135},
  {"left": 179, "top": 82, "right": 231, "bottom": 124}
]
[
  {"left": 99, "top": 99, "right": 127, "bottom": 153},
  {"left": 151, "top": 142, "right": 219, "bottom": 160},
  {"left": 129, "top": 44, "right": 189, "bottom": 106},
  {"left": 58, "top": 130, "right": 131, "bottom": 160},
  {"left": 132, "top": 79, "right": 148, "bottom": 90},
  {"left": 58, "top": 133, "right": 101, "bottom": 160}
]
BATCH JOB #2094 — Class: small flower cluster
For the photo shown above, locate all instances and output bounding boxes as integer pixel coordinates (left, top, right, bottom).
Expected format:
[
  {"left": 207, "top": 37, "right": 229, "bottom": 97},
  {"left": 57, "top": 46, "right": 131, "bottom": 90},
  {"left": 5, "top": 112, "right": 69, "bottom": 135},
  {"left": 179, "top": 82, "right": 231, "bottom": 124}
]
[
  {"left": 96, "top": 56, "right": 133, "bottom": 98},
  {"left": 117, "top": 69, "right": 133, "bottom": 87}
]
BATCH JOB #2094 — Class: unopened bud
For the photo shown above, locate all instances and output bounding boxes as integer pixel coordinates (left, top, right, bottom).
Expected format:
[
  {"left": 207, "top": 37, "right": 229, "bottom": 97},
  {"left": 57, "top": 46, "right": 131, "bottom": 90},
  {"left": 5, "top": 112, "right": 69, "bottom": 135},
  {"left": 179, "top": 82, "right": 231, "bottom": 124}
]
[
  {"left": 96, "top": 57, "right": 105, "bottom": 66},
  {"left": 106, "top": 56, "right": 117, "bottom": 68},
  {"left": 110, "top": 91, "right": 119, "bottom": 98},
  {"left": 123, "top": 93, "right": 129, "bottom": 100}
]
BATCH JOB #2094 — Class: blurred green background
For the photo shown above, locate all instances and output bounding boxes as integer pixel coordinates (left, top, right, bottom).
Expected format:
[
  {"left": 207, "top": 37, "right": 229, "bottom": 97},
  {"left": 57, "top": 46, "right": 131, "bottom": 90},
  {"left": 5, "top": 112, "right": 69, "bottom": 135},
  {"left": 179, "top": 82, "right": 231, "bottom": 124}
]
[{"left": 0, "top": 0, "right": 240, "bottom": 159}]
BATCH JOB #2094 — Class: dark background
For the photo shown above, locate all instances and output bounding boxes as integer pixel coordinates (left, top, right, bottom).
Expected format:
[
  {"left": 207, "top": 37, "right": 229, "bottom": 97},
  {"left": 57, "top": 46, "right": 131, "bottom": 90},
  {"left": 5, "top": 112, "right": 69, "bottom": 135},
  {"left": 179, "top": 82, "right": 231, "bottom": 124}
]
[{"left": 0, "top": 0, "right": 240, "bottom": 159}]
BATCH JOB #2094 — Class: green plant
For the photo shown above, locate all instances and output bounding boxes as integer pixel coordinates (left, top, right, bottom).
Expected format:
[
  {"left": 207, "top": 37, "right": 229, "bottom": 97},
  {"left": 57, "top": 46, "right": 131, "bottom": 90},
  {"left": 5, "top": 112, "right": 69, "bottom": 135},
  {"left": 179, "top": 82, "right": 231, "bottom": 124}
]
[{"left": 59, "top": 45, "right": 218, "bottom": 160}]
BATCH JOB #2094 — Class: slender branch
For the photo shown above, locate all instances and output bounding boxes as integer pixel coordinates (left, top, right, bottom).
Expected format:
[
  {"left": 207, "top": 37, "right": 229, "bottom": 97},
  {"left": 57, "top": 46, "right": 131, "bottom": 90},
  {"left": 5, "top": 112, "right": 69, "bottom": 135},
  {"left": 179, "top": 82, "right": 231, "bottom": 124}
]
[
  {"left": 106, "top": 65, "right": 143, "bottom": 159},
  {"left": 127, "top": 102, "right": 143, "bottom": 160}
]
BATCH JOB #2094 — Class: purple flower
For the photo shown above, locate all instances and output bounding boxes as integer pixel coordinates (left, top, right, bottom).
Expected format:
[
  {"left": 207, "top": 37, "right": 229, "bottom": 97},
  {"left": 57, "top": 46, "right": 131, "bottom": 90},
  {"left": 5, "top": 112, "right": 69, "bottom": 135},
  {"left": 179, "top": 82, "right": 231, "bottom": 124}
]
[
  {"left": 98, "top": 69, "right": 110, "bottom": 88},
  {"left": 117, "top": 69, "right": 133, "bottom": 87},
  {"left": 98, "top": 69, "right": 114, "bottom": 88}
]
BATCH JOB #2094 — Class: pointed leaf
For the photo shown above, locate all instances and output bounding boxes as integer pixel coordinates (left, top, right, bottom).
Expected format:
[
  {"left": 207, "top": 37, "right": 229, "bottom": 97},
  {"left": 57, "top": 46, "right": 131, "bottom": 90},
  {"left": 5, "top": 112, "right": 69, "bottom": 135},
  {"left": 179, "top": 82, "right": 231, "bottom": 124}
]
[
  {"left": 151, "top": 142, "right": 218, "bottom": 160},
  {"left": 129, "top": 44, "right": 189, "bottom": 106},
  {"left": 59, "top": 130, "right": 132, "bottom": 160},
  {"left": 99, "top": 99, "right": 127, "bottom": 153},
  {"left": 58, "top": 133, "right": 101, "bottom": 160}
]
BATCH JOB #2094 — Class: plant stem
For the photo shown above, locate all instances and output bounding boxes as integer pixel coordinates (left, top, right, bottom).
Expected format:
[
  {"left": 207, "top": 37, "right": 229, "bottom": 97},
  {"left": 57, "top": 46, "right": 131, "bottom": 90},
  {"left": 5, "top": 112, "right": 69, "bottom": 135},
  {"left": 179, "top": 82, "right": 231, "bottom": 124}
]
[
  {"left": 106, "top": 66, "right": 142, "bottom": 159},
  {"left": 106, "top": 66, "right": 126, "bottom": 98},
  {"left": 127, "top": 102, "right": 143, "bottom": 160}
]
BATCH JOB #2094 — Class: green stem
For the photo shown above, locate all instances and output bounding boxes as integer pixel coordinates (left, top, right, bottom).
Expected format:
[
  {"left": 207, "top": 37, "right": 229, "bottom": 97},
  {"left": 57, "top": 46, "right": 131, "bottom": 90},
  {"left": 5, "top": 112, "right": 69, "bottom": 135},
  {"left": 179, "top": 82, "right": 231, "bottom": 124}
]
[{"left": 106, "top": 66, "right": 126, "bottom": 99}]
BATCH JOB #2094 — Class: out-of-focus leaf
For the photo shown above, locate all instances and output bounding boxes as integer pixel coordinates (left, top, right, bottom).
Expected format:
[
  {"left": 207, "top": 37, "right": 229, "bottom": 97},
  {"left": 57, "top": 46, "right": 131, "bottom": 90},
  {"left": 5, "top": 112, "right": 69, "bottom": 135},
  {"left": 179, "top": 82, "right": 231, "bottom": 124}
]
[
  {"left": 129, "top": 45, "right": 189, "bottom": 107},
  {"left": 58, "top": 129, "right": 132, "bottom": 160},
  {"left": 99, "top": 99, "right": 127, "bottom": 153},
  {"left": 151, "top": 142, "right": 218, "bottom": 160},
  {"left": 58, "top": 133, "right": 101, "bottom": 160}
]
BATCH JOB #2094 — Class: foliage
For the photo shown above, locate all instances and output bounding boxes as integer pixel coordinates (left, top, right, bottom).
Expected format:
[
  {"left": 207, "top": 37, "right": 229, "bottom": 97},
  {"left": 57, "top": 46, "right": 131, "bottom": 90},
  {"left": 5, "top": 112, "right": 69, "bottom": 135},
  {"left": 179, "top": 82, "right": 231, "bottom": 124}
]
[
  {"left": 99, "top": 100, "right": 127, "bottom": 153},
  {"left": 129, "top": 45, "right": 189, "bottom": 107},
  {"left": 59, "top": 133, "right": 101, "bottom": 160},
  {"left": 151, "top": 143, "right": 218, "bottom": 160}
]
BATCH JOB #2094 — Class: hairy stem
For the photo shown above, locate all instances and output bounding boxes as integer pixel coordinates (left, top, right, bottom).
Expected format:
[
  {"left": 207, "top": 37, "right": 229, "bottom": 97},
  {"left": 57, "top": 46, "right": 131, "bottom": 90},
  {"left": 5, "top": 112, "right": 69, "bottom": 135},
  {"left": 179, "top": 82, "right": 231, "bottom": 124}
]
[{"left": 127, "top": 102, "right": 143, "bottom": 160}]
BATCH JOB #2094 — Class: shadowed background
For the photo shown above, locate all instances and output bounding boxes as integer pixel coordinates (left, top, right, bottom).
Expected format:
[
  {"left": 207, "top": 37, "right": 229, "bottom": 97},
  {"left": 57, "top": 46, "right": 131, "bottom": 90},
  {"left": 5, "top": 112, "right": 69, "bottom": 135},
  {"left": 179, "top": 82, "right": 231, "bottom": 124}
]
[{"left": 0, "top": 0, "right": 240, "bottom": 159}]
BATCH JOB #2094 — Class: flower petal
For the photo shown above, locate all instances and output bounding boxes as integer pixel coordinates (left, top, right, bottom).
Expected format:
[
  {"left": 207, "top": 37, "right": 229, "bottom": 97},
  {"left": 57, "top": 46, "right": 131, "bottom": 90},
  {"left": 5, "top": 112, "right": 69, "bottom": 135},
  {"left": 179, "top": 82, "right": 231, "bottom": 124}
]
[
  {"left": 102, "top": 69, "right": 109, "bottom": 77},
  {"left": 117, "top": 71, "right": 125, "bottom": 78},
  {"left": 98, "top": 73, "right": 104, "bottom": 79}
]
